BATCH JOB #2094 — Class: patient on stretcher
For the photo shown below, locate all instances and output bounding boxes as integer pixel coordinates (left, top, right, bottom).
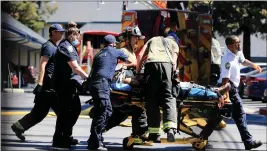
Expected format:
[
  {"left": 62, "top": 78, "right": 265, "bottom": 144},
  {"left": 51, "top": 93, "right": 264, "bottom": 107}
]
[{"left": 110, "top": 70, "right": 231, "bottom": 105}]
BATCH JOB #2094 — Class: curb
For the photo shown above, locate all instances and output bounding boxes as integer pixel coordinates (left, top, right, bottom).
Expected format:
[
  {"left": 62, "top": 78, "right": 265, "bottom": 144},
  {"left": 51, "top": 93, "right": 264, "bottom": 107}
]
[
  {"left": 259, "top": 107, "right": 267, "bottom": 116},
  {"left": 2, "top": 88, "right": 24, "bottom": 93}
]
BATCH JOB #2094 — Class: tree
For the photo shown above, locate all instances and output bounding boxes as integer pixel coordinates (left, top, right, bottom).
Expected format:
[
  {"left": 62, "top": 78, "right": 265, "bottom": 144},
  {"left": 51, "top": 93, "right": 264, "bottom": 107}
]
[
  {"left": 212, "top": 1, "right": 267, "bottom": 60},
  {"left": 1, "top": 1, "right": 58, "bottom": 32}
]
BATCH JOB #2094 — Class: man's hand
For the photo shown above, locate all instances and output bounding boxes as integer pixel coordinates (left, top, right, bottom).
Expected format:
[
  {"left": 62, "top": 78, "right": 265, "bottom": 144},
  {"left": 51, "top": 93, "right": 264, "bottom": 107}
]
[
  {"left": 33, "top": 84, "right": 43, "bottom": 94},
  {"left": 253, "top": 64, "right": 262, "bottom": 73},
  {"left": 218, "top": 94, "right": 225, "bottom": 108},
  {"left": 216, "top": 90, "right": 225, "bottom": 108}
]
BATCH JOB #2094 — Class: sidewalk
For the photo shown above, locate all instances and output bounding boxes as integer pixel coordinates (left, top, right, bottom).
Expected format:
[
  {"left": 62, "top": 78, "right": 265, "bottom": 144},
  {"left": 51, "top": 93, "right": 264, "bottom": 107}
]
[{"left": 2, "top": 88, "right": 34, "bottom": 93}]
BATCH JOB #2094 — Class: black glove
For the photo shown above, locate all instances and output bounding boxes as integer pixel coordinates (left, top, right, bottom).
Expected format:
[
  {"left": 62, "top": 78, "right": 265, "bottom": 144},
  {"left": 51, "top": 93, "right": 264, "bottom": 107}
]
[{"left": 33, "top": 84, "right": 43, "bottom": 94}]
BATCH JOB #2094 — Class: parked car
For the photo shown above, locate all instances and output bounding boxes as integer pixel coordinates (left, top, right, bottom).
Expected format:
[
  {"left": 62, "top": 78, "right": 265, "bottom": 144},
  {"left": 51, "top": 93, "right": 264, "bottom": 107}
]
[
  {"left": 243, "top": 70, "right": 267, "bottom": 100},
  {"left": 239, "top": 66, "right": 267, "bottom": 98},
  {"left": 262, "top": 88, "right": 267, "bottom": 103}
]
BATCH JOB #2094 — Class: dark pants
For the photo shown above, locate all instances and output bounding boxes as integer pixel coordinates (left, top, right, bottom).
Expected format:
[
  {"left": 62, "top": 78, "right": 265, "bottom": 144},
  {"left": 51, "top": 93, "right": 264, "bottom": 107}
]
[
  {"left": 53, "top": 84, "right": 81, "bottom": 142},
  {"left": 19, "top": 91, "right": 59, "bottom": 131},
  {"left": 144, "top": 62, "right": 177, "bottom": 133},
  {"left": 87, "top": 77, "right": 112, "bottom": 149},
  {"left": 200, "top": 82, "right": 253, "bottom": 144},
  {"left": 105, "top": 105, "right": 148, "bottom": 136}
]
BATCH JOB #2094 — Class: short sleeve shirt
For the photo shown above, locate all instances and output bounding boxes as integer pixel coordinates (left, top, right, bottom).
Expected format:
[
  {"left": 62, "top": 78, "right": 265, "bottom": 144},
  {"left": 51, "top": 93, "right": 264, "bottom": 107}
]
[
  {"left": 146, "top": 36, "right": 179, "bottom": 64},
  {"left": 53, "top": 39, "right": 80, "bottom": 90},
  {"left": 91, "top": 46, "right": 128, "bottom": 80},
  {"left": 237, "top": 51, "right": 246, "bottom": 63},
  {"left": 40, "top": 40, "right": 57, "bottom": 75},
  {"left": 217, "top": 49, "right": 241, "bottom": 87}
]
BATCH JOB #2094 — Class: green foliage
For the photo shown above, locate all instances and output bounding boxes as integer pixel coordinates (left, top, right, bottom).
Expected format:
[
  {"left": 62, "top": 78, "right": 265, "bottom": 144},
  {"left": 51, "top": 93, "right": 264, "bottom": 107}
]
[
  {"left": 212, "top": 1, "right": 267, "bottom": 39},
  {"left": 1, "top": 1, "right": 58, "bottom": 32}
]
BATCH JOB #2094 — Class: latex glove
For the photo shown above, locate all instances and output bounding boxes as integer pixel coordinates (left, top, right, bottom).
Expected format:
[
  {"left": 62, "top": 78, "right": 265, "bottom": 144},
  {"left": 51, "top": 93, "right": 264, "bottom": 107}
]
[{"left": 33, "top": 84, "right": 43, "bottom": 94}]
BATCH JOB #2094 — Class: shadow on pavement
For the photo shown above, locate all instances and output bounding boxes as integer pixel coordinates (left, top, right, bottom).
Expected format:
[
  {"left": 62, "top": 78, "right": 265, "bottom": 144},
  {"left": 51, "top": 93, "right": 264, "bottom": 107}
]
[{"left": 1, "top": 138, "right": 51, "bottom": 144}]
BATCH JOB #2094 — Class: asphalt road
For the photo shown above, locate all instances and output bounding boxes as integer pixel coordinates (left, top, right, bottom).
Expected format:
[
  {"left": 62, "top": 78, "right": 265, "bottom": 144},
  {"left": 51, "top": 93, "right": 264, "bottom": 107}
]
[{"left": 1, "top": 93, "right": 267, "bottom": 150}]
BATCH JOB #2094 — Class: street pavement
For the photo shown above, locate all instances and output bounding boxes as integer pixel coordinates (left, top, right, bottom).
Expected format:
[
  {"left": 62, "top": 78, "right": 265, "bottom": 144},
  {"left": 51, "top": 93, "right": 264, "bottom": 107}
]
[{"left": 1, "top": 92, "right": 267, "bottom": 150}]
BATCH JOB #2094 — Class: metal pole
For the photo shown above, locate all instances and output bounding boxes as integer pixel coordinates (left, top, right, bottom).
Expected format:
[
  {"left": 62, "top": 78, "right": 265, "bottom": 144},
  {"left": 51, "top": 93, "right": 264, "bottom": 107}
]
[
  {"left": 79, "top": 40, "right": 83, "bottom": 66},
  {"left": 27, "top": 49, "right": 30, "bottom": 66},
  {"left": 34, "top": 51, "right": 37, "bottom": 68},
  {"left": 18, "top": 49, "right": 21, "bottom": 89}
]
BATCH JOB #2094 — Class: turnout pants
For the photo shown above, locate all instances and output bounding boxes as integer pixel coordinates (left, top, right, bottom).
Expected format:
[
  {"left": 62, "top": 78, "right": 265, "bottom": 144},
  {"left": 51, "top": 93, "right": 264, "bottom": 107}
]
[
  {"left": 53, "top": 82, "right": 81, "bottom": 142},
  {"left": 19, "top": 91, "right": 59, "bottom": 131},
  {"left": 144, "top": 62, "right": 177, "bottom": 134},
  {"left": 87, "top": 77, "right": 112, "bottom": 149},
  {"left": 200, "top": 81, "right": 253, "bottom": 144}
]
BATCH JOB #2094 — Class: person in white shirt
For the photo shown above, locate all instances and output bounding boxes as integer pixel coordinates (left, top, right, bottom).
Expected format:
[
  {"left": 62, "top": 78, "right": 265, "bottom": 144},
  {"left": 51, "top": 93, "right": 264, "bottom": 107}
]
[{"left": 203, "top": 35, "right": 262, "bottom": 150}]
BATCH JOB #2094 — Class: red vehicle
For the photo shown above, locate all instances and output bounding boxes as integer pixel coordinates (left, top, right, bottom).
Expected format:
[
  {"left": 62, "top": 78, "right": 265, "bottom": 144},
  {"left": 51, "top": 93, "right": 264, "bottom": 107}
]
[
  {"left": 244, "top": 70, "right": 267, "bottom": 100},
  {"left": 77, "top": 31, "right": 120, "bottom": 74}
]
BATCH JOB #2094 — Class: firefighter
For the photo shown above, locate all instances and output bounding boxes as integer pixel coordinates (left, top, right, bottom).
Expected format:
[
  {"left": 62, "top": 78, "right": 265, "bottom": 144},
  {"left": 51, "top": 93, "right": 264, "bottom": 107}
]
[
  {"left": 11, "top": 24, "right": 67, "bottom": 142},
  {"left": 137, "top": 35, "right": 179, "bottom": 143},
  {"left": 87, "top": 35, "right": 129, "bottom": 151},
  {"left": 119, "top": 26, "right": 145, "bottom": 79},
  {"left": 52, "top": 21, "right": 88, "bottom": 149}
]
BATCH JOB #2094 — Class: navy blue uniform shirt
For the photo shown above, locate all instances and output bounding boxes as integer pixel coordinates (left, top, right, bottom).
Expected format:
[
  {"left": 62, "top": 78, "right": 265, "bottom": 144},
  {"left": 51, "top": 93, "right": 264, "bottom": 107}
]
[
  {"left": 41, "top": 40, "right": 57, "bottom": 75},
  {"left": 91, "top": 46, "right": 128, "bottom": 80},
  {"left": 53, "top": 39, "right": 80, "bottom": 91},
  {"left": 168, "top": 30, "right": 180, "bottom": 46}
]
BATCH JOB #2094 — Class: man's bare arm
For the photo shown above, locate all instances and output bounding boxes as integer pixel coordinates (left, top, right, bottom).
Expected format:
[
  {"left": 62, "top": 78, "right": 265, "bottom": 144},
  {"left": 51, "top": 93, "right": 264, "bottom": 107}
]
[
  {"left": 37, "top": 56, "right": 49, "bottom": 85},
  {"left": 136, "top": 43, "right": 149, "bottom": 73},
  {"left": 172, "top": 51, "right": 178, "bottom": 71},
  {"left": 242, "top": 59, "right": 262, "bottom": 73},
  {"left": 68, "top": 60, "right": 88, "bottom": 79}
]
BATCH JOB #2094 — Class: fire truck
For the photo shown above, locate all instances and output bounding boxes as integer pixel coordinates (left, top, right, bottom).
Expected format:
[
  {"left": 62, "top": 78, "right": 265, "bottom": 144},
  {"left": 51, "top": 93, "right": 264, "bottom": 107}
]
[
  {"left": 119, "top": 7, "right": 228, "bottom": 135},
  {"left": 120, "top": 9, "right": 214, "bottom": 86}
]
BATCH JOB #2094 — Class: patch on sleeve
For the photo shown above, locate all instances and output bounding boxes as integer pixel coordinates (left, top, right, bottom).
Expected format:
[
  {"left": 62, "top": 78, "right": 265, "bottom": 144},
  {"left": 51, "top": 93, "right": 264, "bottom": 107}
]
[
  {"left": 67, "top": 45, "right": 74, "bottom": 52},
  {"left": 225, "top": 62, "right": 231, "bottom": 70}
]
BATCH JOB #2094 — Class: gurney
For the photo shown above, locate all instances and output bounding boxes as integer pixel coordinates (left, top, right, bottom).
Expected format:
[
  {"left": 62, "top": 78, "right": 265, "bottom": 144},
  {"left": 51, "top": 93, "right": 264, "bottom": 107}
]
[{"left": 108, "top": 71, "right": 232, "bottom": 150}]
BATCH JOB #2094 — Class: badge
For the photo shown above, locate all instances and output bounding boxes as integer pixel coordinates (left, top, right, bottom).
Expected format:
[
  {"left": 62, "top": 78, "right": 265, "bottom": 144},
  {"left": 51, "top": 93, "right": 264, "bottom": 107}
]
[
  {"left": 225, "top": 62, "right": 230, "bottom": 70},
  {"left": 67, "top": 45, "right": 74, "bottom": 52}
]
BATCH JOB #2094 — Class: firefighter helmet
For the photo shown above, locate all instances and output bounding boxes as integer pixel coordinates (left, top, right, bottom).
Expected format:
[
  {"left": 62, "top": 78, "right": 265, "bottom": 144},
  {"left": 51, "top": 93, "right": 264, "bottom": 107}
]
[{"left": 120, "top": 26, "right": 145, "bottom": 40}]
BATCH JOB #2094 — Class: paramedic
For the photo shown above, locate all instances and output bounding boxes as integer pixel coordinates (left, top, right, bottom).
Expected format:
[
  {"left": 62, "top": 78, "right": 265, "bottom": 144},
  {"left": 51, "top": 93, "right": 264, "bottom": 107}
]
[
  {"left": 87, "top": 35, "right": 129, "bottom": 150},
  {"left": 52, "top": 21, "right": 88, "bottom": 149}
]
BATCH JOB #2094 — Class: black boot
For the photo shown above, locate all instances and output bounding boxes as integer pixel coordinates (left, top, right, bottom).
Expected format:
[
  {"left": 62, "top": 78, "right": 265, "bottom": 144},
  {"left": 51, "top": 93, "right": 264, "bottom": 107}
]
[
  {"left": 52, "top": 136, "right": 71, "bottom": 149},
  {"left": 11, "top": 122, "right": 25, "bottom": 141},
  {"left": 244, "top": 140, "right": 262, "bottom": 150},
  {"left": 148, "top": 134, "right": 161, "bottom": 143},
  {"left": 70, "top": 136, "right": 79, "bottom": 145}
]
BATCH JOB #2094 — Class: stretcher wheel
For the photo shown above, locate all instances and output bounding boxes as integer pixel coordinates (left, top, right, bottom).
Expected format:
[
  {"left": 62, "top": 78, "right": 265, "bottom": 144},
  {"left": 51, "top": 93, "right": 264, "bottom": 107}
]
[
  {"left": 192, "top": 140, "right": 207, "bottom": 150},
  {"left": 217, "top": 120, "right": 227, "bottom": 129},
  {"left": 123, "top": 137, "right": 134, "bottom": 150}
]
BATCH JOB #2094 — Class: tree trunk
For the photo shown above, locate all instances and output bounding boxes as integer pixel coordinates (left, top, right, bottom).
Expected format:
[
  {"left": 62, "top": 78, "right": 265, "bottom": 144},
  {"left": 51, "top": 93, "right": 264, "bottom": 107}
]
[{"left": 242, "top": 26, "right": 251, "bottom": 61}]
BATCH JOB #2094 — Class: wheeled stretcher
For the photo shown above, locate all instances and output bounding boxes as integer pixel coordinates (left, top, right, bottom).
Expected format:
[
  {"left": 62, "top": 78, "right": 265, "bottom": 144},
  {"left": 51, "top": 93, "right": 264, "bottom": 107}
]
[{"left": 109, "top": 76, "right": 232, "bottom": 150}]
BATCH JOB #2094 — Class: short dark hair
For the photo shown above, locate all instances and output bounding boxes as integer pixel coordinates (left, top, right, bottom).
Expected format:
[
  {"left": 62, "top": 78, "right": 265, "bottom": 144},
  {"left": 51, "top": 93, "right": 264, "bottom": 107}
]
[
  {"left": 49, "top": 27, "right": 56, "bottom": 37},
  {"left": 225, "top": 35, "right": 238, "bottom": 46}
]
